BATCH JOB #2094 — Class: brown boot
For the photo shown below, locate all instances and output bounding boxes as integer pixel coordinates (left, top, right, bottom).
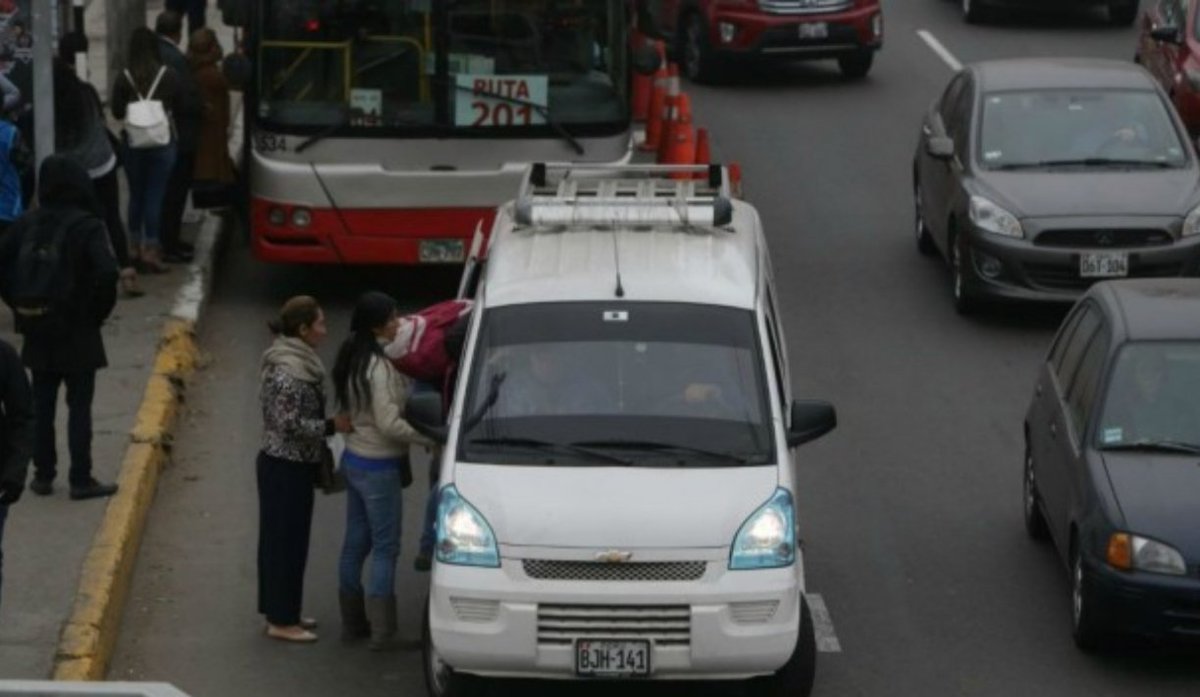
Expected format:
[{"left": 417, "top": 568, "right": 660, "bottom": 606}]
[
  {"left": 365, "top": 594, "right": 397, "bottom": 651},
  {"left": 339, "top": 591, "right": 371, "bottom": 642}
]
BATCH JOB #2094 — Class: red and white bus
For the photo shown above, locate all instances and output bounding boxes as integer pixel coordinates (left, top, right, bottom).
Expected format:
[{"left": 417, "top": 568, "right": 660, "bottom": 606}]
[{"left": 244, "top": 0, "right": 644, "bottom": 264}]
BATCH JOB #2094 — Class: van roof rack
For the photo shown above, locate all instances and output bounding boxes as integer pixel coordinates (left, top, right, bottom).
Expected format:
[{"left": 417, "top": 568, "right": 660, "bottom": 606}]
[{"left": 514, "top": 163, "right": 735, "bottom": 229}]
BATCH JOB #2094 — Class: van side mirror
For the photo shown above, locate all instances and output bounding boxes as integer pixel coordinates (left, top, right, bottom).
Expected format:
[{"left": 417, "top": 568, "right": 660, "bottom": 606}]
[
  {"left": 633, "top": 44, "right": 662, "bottom": 75},
  {"left": 406, "top": 391, "right": 448, "bottom": 444},
  {"left": 1150, "top": 25, "right": 1182, "bottom": 44},
  {"left": 926, "top": 135, "right": 955, "bottom": 160},
  {"left": 787, "top": 400, "right": 837, "bottom": 448}
]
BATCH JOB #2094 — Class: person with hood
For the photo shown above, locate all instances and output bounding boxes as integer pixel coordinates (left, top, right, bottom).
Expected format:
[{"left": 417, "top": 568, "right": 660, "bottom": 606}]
[
  {"left": 258, "top": 296, "right": 353, "bottom": 643},
  {"left": 187, "top": 27, "right": 236, "bottom": 197},
  {"left": 332, "top": 292, "right": 432, "bottom": 650},
  {"left": 0, "top": 156, "right": 119, "bottom": 500},
  {"left": 0, "top": 334, "right": 33, "bottom": 611}
]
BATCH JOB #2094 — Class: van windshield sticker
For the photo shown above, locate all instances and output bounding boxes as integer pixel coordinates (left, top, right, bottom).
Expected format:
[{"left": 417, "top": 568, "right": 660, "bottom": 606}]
[{"left": 1103, "top": 427, "right": 1123, "bottom": 444}]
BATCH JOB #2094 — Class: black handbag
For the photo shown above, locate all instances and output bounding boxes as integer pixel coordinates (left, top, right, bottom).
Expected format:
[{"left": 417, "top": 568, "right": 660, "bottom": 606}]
[
  {"left": 315, "top": 444, "right": 346, "bottom": 494},
  {"left": 399, "top": 454, "right": 414, "bottom": 489}
]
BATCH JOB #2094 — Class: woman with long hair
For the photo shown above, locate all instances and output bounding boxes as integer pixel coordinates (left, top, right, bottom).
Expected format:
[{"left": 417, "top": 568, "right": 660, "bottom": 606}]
[
  {"left": 258, "top": 296, "right": 352, "bottom": 643},
  {"left": 332, "top": 292, "right": 432, "bottom": 650},
  {"left": 187, "top": 28, "right": 236, "bottom": 196},
  {"left": 111, "top": 26, "right": 179, "bottom": 274}
]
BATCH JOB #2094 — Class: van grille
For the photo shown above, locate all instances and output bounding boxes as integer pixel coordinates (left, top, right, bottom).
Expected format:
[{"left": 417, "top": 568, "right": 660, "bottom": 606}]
[
  {"left": 536, "top": 604, "right": 691, "bottom": 646},
  {"left": 759, "top": 0, "right": 853, "bottom": 14},
  {"left": 522, "top": 560, "right": 707, "bottom": 582}
]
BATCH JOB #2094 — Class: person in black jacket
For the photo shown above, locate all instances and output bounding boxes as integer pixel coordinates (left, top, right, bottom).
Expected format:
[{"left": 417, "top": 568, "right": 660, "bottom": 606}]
[
  {"left": 156, "top": 10, "right": 204, "bottom": 264},
  {"left": 0, "top": 156, "right": 119, "bottom": 500},
  {"left": 0, "top": 336, "right": 32, "bottom": 611}
]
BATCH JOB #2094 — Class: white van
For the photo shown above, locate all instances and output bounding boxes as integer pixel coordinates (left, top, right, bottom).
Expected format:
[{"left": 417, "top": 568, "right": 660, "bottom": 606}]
[{"left": 406, "top": 164, "right": 837, "bottom": 697}]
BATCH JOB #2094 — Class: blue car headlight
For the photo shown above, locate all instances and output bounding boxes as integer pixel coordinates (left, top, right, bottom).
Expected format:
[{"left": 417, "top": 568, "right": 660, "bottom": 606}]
[
  {"left": 729, "top": 488, "right": 796, "bottom": 570},
  {"left": 436, "top": 485, "right": 500, "bottom": 568}
]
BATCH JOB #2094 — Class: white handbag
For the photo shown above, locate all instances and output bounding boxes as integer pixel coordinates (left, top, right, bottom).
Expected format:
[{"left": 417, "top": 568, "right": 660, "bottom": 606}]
[{"left": 124, "top": 67, "right": 172, "bottom": 149}]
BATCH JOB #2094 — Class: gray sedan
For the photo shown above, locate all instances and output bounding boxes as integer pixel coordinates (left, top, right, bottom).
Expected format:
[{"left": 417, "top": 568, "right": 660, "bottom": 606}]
[{"left": 913, "top": 58, "right": 1200, "bottom": 314}]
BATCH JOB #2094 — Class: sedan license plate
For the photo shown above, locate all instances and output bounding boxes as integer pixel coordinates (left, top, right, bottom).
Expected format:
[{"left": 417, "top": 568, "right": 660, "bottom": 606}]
[
  {"left": 575, "top": 639, "right": 650, "bottom": 678},
  {"left": 1079, "top": 252, "right": 1128, "bottom": 278},
  {"left": 419, "top": 239, "right": 466, "bottom": 264},
  {"left": 798, "top": 22, "right": 828, "bottom": 40}
]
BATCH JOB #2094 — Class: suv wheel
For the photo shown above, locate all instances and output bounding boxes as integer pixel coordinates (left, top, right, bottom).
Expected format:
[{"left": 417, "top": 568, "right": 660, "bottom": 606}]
[
  {"left": 914, "top": 180, "right": 936, "bottom": 256},
  {"left": 1109, "top": 1, "right": 1138, "bottom": 25},
  {"left": 682, "top": 12, "right": 721, "bottom": 84},
  {"left": 963, "top": 0, "right": 991, "bottom": 24},
  {"left": 950, "top": 232, "right": 978, "bottom": 315},
  {"left": 748, "top": 594, "right": 817, "bottom": 697},
  {"left": 424, "top": 602, "right": 484, "bottom": 697},
  {"left": 1023, "top": 445, "right": 1050, "bottom": 541},
  {"left": 838, "top": 50, "right": 874, "bottom": 79}
]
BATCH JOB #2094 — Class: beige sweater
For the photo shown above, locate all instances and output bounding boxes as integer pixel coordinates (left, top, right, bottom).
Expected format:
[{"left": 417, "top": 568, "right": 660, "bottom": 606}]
[{"left": 344, "top": 354, "right": 433, "bottom": 458}]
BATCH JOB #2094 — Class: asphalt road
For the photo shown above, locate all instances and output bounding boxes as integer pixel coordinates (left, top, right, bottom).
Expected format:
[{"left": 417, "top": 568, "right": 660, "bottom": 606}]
[{"left": 111, "top": 2, "right": 1200, "bottom": 695}]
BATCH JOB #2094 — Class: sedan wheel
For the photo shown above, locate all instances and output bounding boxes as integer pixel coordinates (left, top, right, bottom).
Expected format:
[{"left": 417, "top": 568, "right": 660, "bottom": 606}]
[
  {"left": 1071, "top": 550, "right": 1106, "bottom": 652},
  {"left": 950, "top": 233, "right": 977, "bottom": 315},
  {"left": 1023, "top": 447, "right": 1049, "bottom": 541},
  {"left": 914, "top": 181, "right": 936, "bottom": 256}
]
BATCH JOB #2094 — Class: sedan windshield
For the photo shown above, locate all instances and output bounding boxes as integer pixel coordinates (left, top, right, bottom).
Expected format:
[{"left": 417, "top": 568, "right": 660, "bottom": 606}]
[
  {"left": 1097, "top": 342, "right": 1200, "bottom": 450},
  {"left": 458, "top": 302, "right": 775, "bottom": 466},
  {"left": 978, "top": 89, "right": 1187, "bottom": 169}
]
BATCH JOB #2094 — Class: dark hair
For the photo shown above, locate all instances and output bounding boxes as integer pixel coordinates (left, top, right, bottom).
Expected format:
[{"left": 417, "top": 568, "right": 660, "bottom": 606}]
[
  {"left": 53, "top": 59, "right": 88, "bottom": 150},
  {"left": 57, "top": 31, "right": 88, "bottom": 64},
  {"left": 155, "top": 10, "right": 183, "bottom": 38},
  {"left": 268, "top": 295, "right": 321, "bottom": 338},
  {"left": 127, "top": 26, "right": 163, "bottom": 87},
  {"left": 333, "top": 292, "right": 397, "bottom": 410}
]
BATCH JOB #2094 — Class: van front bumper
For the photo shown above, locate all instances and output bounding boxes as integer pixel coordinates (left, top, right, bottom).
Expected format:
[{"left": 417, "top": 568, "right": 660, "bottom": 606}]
[{"left": 429, "top": 556, "right": 802, "bottom": 680}]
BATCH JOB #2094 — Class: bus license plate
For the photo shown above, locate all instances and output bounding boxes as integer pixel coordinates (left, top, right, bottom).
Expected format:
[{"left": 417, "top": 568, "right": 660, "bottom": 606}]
[
  {"left": 1079, "top": 252, "right": 1128, "bottom": 278},
  {"left": 419, "top": 240, "right": 466, "bottom": 264},
  {"left": 575, "top": 640, "right": 650, "bottom": 678},
  {"left": 798, "top": 22, "right": 828, "bottom": 40}
]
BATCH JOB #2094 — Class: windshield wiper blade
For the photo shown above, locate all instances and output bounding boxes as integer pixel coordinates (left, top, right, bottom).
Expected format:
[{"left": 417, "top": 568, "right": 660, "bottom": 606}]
[
  {"left": 461, "top": 372, "right": 506, "bottom": 433},
  {"left": 572, "top": 439, "right": 751, "bottom": 465},
  {"left": 1002, "top": 158, "right": 1175, "bottom": 169},
  {"left": 468, "top": 436, "right": 633, "bottom": 465},
  {"left": 1100, "top": 439, "right": 1200, "bottom": 455},
  {"left": 295, "top": 116, "right": 349, "bottom": 154},
  {"left": 447, "top": 80, "right": 585, "bottom": 156}
]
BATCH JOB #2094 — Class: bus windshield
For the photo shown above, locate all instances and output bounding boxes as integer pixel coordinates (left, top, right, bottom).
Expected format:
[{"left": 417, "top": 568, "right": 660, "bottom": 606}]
[{"left": 256, "top": 0, "right": 629, "bottom": 136}]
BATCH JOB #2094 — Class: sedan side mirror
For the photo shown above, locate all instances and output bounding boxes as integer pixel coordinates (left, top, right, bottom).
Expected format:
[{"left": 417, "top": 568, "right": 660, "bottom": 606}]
[
  {"left": 406, "top": 391, "right": 448, "bottom": 444},
  {"left": 926, "top": 135, "right": 955, "bottom": 160},
  {"left": 1150, "top": 25, "right": 1182, "bottom": 44},
  {"left": 787, "top": 400, "right": 837, "bottom": 448},
  {"left": 632, "top": 44, "right": 662, "bottom": 76}
]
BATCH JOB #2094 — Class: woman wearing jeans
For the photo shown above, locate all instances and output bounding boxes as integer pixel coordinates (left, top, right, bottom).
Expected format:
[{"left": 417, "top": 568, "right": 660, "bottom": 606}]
[
  {"left": 111, "top": 26, "right": 179, "bottom": 274},
  {"left": 333, "top": 292, "right": 432, "bottom": 650}
]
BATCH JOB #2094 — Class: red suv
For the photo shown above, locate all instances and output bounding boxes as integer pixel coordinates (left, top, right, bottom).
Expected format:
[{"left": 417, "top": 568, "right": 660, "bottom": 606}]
[
  {"left": 640, "top": 0, "right": 883, "bottom": 83},
  {"left": 1136, "top": 0, "right": 1200, "bottom": 136}
]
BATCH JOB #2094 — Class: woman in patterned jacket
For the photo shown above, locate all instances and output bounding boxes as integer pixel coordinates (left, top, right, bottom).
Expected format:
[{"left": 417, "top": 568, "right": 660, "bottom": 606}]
[{"left": 257, "top": 295, "right": 352, "bottom": 643}]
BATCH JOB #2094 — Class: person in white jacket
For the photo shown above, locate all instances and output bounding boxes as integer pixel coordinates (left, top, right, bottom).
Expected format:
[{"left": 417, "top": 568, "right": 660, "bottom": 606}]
[{"left": 332, "top": 291, "right": 433, "bottom": 650}]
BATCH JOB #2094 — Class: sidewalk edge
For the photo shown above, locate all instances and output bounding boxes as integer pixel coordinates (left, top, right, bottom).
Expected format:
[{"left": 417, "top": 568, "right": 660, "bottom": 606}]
[{"left": 51, "top": 213, "right": 226, "bottom": 681}]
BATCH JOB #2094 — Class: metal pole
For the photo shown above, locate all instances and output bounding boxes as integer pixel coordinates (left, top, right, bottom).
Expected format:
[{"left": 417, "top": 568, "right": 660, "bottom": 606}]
[{"left": 32, "top": 0, "right": 56, "bottom": 168}]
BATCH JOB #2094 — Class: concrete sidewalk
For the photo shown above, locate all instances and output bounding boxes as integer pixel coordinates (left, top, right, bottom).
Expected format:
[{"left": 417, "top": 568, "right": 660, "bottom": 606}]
[{"left": 0, "top": 0, "right": 238, "bottom": 679}]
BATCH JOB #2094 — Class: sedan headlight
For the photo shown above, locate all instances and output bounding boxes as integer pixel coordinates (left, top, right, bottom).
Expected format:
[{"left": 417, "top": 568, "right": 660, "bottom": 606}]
[
  {"left": 969, "top": 195, "right": 1024, "bottom": 239},
  {"left": 729, "top": 488, "right": 796, "bottom": 570},
  {"left": 436, "top": 486, "right": 500, "bottom": 568},
  {"left": 1107, "top": 533, "right": 1187, "bottom": 576},
  {"left": 1183, "top": 205, "right": 1200, "bottom": 237}
]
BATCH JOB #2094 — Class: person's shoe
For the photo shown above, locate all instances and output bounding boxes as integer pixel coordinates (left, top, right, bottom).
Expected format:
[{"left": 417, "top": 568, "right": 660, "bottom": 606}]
[
  {"left": 29, "top": 478, "right": 54, "bottom": 496},
  {"left": 299, "top": 616, "right": 319, "bottom": 630},
  {"left": 120, "top": 268, "right": 145, "bottom": 298},
  {"left": 69, "top": 478, "right": 118, "bottom": 500},
  {"left": 413, "top": 551, "right": 433, "bottom": 572},
  {"left": 265, "top": 624, "right": 318, "bottom": 643}
]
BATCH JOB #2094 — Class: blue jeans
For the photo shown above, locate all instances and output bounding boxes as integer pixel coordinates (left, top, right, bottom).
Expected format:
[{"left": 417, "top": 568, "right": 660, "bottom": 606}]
[
  {"left": 339, "top": 461, "right": 403, "bottom": 597},
  {"left": 124, "top": 142, "right": 177, "bottom": 249},
  {"left": 0, "top": 503, "right": 8, "bottom": 611}
]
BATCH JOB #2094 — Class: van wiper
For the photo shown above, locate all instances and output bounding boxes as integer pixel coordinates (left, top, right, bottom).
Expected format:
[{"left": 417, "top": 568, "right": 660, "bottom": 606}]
[
  {"left": 448, "top": 81, "right": 584, "bottom": 156},
  {"left": 996, "top": 158, "right": 1175, "bottom": 170},
  {"left": 462, "top": 372, "right": 506, "bottom": 433},
  {"left": 468, "top": 436, "right": 633, "bottom": 465},
  {"left": 572, "top": 439, "right": 751, "bottom": 465},
  {"left": 1100, "top": 439, "right": 1200, "bottom": 455}
]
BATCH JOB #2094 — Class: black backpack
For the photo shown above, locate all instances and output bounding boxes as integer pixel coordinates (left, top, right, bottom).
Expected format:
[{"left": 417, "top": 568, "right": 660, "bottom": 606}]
[{"left": 9, "top": 210, "right": 87, "bottom": 338}]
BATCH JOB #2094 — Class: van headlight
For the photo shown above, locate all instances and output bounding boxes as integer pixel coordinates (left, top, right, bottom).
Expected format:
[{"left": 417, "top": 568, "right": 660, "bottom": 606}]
[
  {"left": 1183, "top": 205, "right": 1200, "bottom": 237},
  {"left": 729, "top": 488, "right": 796, "bottom": 570},
  {"left": 436, "top": 486, "right": 500, "bottom": 568},
  {"left": 969, "top": 195, "right": 1023, "bottom": 238}
]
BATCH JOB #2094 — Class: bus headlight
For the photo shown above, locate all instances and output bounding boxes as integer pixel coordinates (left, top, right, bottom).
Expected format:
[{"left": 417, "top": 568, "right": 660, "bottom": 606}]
[
  {"left": 267, "top": 206, "right": 287, "bottom": 227},
  {"left": 291, "top": 207, "right": 313, "bottom": 229}
]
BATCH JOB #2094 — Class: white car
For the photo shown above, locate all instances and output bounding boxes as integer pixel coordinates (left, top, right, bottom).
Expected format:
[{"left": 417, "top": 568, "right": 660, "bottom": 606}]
[{"left": 406, "top": 164, "right": 837, "bottom": 697}]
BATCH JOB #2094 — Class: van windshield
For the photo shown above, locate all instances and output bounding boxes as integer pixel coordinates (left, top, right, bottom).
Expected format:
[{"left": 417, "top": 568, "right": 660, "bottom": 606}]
[{"left": 458, "top": 302, "right": 775, "bottom": 466}]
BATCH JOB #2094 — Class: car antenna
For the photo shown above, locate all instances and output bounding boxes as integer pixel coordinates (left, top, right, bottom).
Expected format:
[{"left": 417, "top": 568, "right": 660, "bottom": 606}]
[{"left": 611, "top": 230, "right": 625, "bottom": 298}]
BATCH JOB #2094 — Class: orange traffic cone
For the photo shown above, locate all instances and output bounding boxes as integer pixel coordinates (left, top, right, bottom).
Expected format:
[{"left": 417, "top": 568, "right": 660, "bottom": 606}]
[
  {"left": 728, "top": 162, "right": 744, "bottom": 198},
  {"left": 632, "top": 38, "right": 657, "bottom": 121},
  {"left": 656, "top": 68, "right": 684, "bottom": 161},
  {"left": 692, "top": 128, "right": 712, "bottom": 180},
  {"left": 663, "top": 95, "right": 697, "bottom": 174},
  {"left": 641, "top": 63, "right": 672, "bottom": 152}
]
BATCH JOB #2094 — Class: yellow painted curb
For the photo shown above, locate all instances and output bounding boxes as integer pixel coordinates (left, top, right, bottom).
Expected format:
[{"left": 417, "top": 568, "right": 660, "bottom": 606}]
[{"left": 52, "top": 318, "right": 201, "bottom": 681}]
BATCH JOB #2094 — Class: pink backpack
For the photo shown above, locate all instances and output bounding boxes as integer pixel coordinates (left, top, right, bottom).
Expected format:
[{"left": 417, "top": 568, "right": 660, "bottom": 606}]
[{"left": 385, "top": 299, "right": 473, "bottom": 383}]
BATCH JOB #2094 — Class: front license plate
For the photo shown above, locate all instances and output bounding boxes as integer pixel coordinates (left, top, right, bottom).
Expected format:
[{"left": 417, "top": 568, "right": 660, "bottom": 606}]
[
  {"left": 1079, "top": 252, "right": 1128, "bottom": 278},
  {"left": 798, "top": 22, "right": 828, "bottom": 40},
  {"left": 419, "top": 239, "right": 466, "bottom": 264},
  {"left": 575, "top": 639, "right": 651, "bottom": 678}
]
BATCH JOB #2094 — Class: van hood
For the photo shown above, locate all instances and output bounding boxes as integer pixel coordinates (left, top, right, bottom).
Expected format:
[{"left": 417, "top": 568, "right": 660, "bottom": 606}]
[{"left": 454, "top": 464, "right": 779, "bottom": 549}]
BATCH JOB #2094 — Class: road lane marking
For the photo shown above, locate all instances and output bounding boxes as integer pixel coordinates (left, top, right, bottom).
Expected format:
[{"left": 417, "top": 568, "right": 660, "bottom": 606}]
[
  {"left": 806, "top": 593, "right": 842, "bottom": 653},
  {"left": 917, "top": 29, "right": 963, "bottom": 72}
]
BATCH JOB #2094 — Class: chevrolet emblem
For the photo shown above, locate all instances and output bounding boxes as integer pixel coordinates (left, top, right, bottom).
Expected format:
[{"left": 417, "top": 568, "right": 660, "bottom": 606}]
[{"left": 594, "top": 549, "right": 634, "bottom": 563}]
